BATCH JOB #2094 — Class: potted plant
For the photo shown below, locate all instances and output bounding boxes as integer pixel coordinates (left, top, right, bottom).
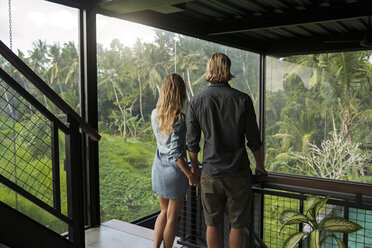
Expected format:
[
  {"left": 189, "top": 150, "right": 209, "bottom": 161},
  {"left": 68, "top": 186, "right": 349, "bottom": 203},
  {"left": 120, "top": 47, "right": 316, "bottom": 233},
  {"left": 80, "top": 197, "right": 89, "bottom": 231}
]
[{"left": 279, "top": 194, "right": 362, "bottom": 248}]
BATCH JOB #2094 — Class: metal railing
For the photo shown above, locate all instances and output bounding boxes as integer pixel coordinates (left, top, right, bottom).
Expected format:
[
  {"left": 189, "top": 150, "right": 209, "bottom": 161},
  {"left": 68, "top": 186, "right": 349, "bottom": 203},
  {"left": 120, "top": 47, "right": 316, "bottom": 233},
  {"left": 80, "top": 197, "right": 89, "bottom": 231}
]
[
  {"left": 0, "top": 40, "right": 100, "bottom": 247},
  {"left": 178, "top": 173, "right": 372, "bottom": 248},
  {"left": 253, "top": 173, "right": 372, "bottom": 248}
]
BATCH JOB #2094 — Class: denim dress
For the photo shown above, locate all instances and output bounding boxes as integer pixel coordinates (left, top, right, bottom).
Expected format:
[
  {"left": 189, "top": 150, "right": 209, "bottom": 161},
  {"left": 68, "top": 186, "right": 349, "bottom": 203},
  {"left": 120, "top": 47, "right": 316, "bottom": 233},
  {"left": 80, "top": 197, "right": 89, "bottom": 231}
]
[{"left": 151, "top": 109, "right": 189, "bottom": 199}]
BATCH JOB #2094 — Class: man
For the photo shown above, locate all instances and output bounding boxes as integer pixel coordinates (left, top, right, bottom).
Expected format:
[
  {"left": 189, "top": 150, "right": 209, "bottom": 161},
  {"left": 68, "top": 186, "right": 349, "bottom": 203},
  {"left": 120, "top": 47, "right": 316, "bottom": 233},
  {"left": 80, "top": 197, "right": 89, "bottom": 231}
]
[{"left": 186, "top": 53, "right": 267, "bottom": 248}]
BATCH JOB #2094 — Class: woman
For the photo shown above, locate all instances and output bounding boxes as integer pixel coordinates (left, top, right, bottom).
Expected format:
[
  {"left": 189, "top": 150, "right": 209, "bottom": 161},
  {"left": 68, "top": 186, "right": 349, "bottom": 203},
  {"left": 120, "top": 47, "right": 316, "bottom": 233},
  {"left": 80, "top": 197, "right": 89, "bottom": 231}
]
[{"left": 151, "top": 73, "right": 199, "bottom": 248}]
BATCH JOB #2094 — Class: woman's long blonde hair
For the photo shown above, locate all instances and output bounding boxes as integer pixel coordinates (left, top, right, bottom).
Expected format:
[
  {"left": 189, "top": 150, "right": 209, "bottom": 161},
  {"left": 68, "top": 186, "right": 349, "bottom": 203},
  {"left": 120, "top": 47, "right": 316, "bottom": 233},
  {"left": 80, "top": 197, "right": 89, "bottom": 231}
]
[{"left": 156, "top": 73, "right": 187, "bottom": 136}]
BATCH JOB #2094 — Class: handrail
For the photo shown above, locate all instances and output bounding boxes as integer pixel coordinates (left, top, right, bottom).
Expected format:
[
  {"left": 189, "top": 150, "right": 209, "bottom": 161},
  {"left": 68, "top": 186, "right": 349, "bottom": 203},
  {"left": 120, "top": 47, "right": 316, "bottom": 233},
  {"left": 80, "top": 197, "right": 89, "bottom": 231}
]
[
  {"left": 0, "top": 174, "right": 72, "bottom": 224},
  {"left": 0, "top": 68, "right": 69, "bottom": 134},
  {"left": 0, "top": 40, "right": 100, "bottom": 141},
  {"left": 253, "top": 172, "right": 372, "bottom": 196}
]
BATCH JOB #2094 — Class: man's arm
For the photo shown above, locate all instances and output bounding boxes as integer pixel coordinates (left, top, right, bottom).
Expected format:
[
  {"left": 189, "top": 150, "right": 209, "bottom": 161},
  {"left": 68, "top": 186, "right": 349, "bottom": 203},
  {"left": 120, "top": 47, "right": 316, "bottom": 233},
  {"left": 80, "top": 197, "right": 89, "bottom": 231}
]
[
  {"left": 253, "top": 148, "right": 267, "bottom": 176},
  {"left": 186, "top": 102, "right": 201, "bottom": 180},
  {"left": 189, "top": 151, "right": 201, "bottom": 180},
  {"left": 244, "top": 96, "right": 267, "bottom": 176}
]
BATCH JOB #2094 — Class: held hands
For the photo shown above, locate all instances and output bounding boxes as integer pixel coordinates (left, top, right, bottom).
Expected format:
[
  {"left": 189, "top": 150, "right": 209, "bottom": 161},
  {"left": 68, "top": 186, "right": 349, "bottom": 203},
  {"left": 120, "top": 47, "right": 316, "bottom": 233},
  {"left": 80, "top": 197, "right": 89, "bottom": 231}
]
[
  {"left": 188, "top": 161, "right": 201, "bottom": 186},
  {"left": 191, "top": 163, "right": 201, "bottom": 181},
  {"left": 188, "top": 173, "right": 199, "bottom": 186}
]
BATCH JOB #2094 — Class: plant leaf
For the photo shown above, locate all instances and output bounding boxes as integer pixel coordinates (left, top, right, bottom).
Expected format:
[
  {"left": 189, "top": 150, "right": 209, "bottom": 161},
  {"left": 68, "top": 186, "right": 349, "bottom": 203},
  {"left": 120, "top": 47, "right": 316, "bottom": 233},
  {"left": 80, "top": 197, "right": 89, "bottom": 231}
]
[
  {"left": 279, "top": 210, "right": 309, "bottom": 234},
  {"left": 308, "top": 229, "right": 320, "bottom": 248},
  {"left": 313, "top": 194, "right": 331, "bottom": 217},
  {"left": 320, "top": 235, "right": 332, "bottom": 245},
  {"left": 282, "top": 232, "right": 307, "bottom": 248},
  {"left": 322, "top": 217, "right": 363, "bottom": 233},
  {"left": 332, "top": 235, "right": 346, "bottom": 248},
  {"left": 306, "top": 195, "right": 320, "bottom": 214},
  {"left": 280, "top": 210, "right": 306, "bottom": 225},
  {"left": 306, "top": 208, "right": 316, "bottom": 223}
]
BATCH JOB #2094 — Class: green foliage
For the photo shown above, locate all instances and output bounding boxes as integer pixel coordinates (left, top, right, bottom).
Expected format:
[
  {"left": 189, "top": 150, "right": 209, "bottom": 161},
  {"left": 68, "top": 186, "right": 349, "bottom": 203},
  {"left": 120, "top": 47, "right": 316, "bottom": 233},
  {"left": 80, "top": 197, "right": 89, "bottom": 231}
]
[
  {"left": 282, "top": 232, "right": 307, "bottom": 248},
  {"left": 266, "top": 52, "right": 371, "bottom": 181},
  {"left": 308, "top": 229, "right": 320, "bottom": 248},
  {"left": 279, "top": 210, "right": 308, "bottom": 233},
  {"left": 0, "top": 121, "right": 68, "bottom": 233},
  {"left": 291, "top": 132, "right": 368, "bottom": 180},
  {"left": 321, "top": 217, "right": 363, "bottom": 233},
  {"left": 279, "top": 195, "right": 362, "bottom": 248},
  {"left": 99, "top": 133, "right": 159, "bottom": 222}
]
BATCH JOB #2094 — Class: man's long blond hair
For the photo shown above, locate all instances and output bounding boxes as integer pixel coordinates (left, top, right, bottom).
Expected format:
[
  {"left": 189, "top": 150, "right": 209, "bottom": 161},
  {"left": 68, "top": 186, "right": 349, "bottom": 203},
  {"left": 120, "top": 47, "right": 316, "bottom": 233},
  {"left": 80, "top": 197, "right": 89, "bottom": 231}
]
[
  {"left": 206, "top": 53, "right": 235, "bottom": 83},
  {"left": 156, "top": 73, "right": 187, "bottom": 135}
]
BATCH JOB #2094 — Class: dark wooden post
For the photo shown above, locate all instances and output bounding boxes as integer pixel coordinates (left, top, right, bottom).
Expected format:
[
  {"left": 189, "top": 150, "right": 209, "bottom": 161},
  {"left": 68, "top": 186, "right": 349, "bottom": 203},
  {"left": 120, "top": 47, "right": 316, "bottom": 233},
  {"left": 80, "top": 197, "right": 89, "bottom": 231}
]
[
  {"left": 66, "top": 114, "right": 85, "bottom": 247},
  {"left": 79, "top": 5, "right": 100, "bottom": 227},
  {"left": 258, "top": 54, "right": 266, "bottom": 165},
  {"left": 51, "top": 121, "right": 61, "bottom": 213}
]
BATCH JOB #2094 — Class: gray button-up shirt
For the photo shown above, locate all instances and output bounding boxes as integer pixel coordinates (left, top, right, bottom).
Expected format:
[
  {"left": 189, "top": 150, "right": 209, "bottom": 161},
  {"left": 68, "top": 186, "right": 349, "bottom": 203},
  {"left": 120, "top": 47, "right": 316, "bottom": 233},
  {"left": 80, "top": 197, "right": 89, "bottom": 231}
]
[{"left": 186, "top": 82, "right": 262, "bottom": 177}]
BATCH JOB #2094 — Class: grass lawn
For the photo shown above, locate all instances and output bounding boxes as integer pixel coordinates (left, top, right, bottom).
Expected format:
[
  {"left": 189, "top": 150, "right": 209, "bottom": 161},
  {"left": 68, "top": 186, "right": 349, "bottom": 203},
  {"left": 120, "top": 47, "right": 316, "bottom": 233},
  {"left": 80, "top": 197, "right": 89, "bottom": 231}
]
[{"left": 99, "top": 133, "right": 160, "bottom": 223}]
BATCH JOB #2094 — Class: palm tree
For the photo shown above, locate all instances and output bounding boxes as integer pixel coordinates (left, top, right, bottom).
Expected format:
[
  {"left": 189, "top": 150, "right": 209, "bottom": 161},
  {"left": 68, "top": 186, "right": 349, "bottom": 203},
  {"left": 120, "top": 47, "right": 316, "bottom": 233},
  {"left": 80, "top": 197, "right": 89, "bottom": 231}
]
[
  {"left": 98, "top": 40, "right": 138, "bottom": 137},
  {"left": 316, "top": 52, "right": 372, "bottom": 143},
  {"left": 28, "top": 40, "right": 50, "bottom": 108},
  {"left": 47, "top": 44, "right": 64, "bottom": 96},
  {"left": 61, "top": 41, "right": 80, "bottom": 112},
  {"left": 132, "top": 39, "right": 146, "bottom": 121},
  {"left": 142, "top": 43, "right": 165, "bottom": 96}
]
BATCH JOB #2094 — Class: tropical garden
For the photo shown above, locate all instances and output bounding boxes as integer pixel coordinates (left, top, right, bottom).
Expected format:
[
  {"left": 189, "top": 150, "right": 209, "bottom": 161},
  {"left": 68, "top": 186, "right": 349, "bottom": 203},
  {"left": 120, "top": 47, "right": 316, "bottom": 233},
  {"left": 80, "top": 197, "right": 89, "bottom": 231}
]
[{"left": 0, "top": 27, "right": 371, "bottom": 241}]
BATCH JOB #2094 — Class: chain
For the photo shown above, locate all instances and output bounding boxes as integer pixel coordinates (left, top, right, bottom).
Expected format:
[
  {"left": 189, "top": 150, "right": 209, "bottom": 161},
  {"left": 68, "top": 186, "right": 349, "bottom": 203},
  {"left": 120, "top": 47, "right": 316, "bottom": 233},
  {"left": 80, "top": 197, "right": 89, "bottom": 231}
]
[{"left": 8, "top": 0, "right": 12, "bottom": 50}]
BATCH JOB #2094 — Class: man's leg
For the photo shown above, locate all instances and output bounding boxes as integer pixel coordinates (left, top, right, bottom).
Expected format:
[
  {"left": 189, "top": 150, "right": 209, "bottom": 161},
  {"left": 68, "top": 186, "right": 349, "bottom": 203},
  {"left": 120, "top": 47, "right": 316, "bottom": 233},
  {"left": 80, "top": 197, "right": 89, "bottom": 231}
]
[
  {"left": 224, "top": 170, "right": 252, "bottom": 248},
  {"left": 229, "top": 227, "right": 244, "bottom": 248},
  {"left": 207, "top": 225, "right": 222, "bottom": 248},
  {"left": 200, "top": 171, "right": 225, "bottom": 248}
]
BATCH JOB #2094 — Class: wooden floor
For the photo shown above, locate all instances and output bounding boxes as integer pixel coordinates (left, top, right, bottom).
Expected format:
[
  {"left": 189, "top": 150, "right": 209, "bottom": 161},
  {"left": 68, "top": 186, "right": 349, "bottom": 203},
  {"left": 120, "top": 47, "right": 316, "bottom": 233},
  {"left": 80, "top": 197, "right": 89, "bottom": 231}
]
[{"left": 85, "top": 219, "right": 182, "bottom": 248}]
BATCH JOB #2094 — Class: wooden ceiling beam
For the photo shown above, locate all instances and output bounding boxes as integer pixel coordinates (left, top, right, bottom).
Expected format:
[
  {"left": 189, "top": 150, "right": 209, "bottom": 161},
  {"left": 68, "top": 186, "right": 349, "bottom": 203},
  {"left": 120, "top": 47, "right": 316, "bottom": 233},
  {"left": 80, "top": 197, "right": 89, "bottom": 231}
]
[
  {"left": 97, "top": 8, "right": 265, "bottom": 54},
  {"left": 97, "top": 9, "right": 205, "bottom": 37},
  {"left": 265, "top": 32, "right": 369, "bottom": 57},
  {"left": 45, "top": 0, "right": 87, "bottom": 8},
  {"left": 207, "top": 1, "right": 372, "bottom": 36}
]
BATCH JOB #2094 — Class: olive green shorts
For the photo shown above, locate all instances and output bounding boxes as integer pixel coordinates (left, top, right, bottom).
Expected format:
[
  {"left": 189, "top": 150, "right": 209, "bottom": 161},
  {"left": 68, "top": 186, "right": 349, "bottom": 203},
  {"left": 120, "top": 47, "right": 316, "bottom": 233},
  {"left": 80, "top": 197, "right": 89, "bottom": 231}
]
[{"left": 200, "top": 169, "right": 252, "bottom": 228}]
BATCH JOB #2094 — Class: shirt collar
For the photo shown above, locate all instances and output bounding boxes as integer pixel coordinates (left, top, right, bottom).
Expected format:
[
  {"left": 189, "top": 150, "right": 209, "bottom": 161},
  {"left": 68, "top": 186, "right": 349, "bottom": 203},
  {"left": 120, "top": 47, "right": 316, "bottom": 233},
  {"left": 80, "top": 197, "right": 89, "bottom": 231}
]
[{"left": 209, "top": 81, "right": 231, "bottom": 88}]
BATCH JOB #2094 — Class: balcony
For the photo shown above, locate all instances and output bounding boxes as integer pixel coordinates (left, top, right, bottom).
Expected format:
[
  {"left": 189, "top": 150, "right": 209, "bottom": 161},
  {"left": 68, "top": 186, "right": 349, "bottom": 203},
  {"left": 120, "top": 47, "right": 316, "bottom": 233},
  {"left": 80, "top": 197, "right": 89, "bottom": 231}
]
[{"left": 0, "top": 0, "right": 371, "bottom": 248}]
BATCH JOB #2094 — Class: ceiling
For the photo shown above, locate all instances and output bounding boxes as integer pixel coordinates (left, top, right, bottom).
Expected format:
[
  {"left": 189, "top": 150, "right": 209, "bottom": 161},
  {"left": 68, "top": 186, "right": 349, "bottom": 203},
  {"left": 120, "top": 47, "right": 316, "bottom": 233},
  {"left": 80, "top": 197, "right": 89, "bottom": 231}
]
[{"left": 47, "top": 0, "right": 372, "bottom": 56}]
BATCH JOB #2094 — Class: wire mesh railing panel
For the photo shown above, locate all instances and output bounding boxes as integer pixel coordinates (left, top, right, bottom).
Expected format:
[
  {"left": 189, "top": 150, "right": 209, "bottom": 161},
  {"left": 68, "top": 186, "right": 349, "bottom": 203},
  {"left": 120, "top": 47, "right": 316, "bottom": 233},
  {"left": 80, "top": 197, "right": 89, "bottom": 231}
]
[
  {"left": 178, "top": 186, "right": 207, "bottom": 248},
  {"left": 0, "top": 79, "right": 54, "bottom": 206},
  {"left": 262, "top": 192, "right": 300, "bottom": 248},
  {"left": 348, "top": 208, "right": 372, "bottom": 248},
  {"left": 301, "top": 204, "right": 344, "bottom": 248},
  {"left": 252, "top": 191, "right": 262, "bottom": 238},
  {"left": 254, "top": 187, "right": 372, "bottom": 248}
]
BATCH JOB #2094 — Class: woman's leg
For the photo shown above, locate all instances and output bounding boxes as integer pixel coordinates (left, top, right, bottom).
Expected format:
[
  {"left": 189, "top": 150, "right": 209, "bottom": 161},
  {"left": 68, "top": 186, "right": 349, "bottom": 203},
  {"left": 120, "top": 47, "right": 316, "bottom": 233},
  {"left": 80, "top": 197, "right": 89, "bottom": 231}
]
[
  {"left": 163, "top": 196, "right": 184, "bottom": 248},
  {"left": 154, "top": 196, "right": 169, "bottom": 248}
]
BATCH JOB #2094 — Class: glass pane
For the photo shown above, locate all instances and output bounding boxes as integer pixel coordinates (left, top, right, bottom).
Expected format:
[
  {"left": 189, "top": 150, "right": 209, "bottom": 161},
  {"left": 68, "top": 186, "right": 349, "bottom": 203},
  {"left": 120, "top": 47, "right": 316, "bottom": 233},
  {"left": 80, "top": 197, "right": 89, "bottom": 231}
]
[
  {"left": 265, "top": 52, "right": 372, "bottom": 183},
  {"left": 97, "top": 15, "right": 259, "bottom": 223},
  {"left": 0, "top": 0, "right": 80, "bottom": 115},
  {"left": 0, "top": 0, "right": 78, "bottom": 234}
]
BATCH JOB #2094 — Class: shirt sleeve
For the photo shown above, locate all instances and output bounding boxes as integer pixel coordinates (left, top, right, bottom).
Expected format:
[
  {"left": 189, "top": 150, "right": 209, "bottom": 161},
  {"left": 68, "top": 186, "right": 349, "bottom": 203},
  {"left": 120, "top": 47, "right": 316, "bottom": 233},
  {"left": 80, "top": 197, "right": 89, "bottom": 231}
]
[
  {"left": 245, "top": 96, "right": 262, "bottom": 152},
  {"left": 168, "top": 119, "right": 186, "bottom": 162},
  {"left": 186, "top": 101, "right": 201, "bottom": 153}
]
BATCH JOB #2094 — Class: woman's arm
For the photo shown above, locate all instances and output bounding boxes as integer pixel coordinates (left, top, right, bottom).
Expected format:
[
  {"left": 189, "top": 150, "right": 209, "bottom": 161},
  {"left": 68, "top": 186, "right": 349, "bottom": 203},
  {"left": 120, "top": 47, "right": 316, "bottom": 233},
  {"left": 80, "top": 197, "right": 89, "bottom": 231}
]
[{"left": 176, "top": 157, "right": 198, "bottom": 186}]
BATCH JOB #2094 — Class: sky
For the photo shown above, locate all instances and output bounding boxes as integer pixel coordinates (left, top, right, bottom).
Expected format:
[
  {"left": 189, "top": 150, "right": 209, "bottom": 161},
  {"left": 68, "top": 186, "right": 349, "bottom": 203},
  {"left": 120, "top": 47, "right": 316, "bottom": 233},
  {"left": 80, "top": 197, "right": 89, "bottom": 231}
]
[{"left": 0, "top": 0, "right": 155, "bottom": 53}]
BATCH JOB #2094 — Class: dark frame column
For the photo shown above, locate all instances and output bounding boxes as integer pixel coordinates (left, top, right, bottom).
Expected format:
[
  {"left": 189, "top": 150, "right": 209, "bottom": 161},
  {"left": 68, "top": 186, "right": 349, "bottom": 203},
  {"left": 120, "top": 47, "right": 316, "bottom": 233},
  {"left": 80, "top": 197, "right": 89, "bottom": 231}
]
[
  {"left": 79, "top": 5, "right": 100, "bottom": 227},
  {"left": 258, "top": 54, "right": 266, "bottom": 165}
]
